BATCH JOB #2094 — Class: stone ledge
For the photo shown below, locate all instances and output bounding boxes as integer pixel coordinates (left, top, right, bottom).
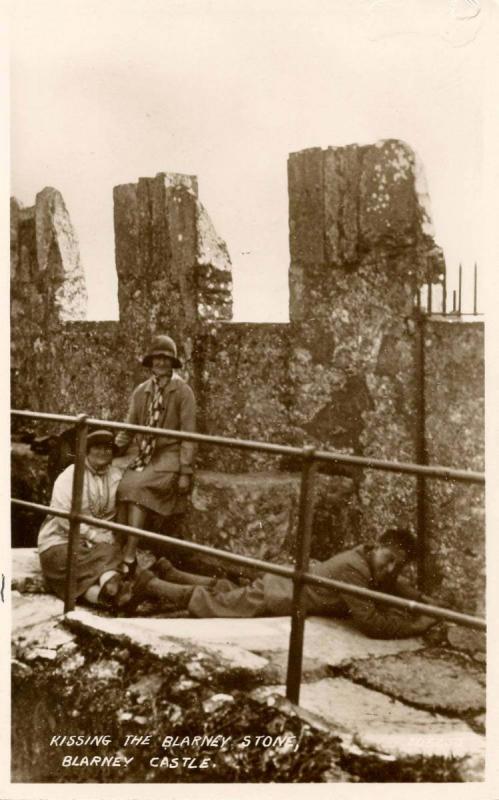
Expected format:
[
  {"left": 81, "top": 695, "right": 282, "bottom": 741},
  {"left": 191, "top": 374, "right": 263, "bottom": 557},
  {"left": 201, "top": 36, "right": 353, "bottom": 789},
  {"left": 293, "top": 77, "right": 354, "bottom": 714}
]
[
  {"left": 64, "top": 609, "right": 269, "bottom": 686},
  {"left": 343, "top": 649, "right": 485, "bottom": 716},
  {"left": 251, "top": 679, "right": 485, "bottom": 763}
]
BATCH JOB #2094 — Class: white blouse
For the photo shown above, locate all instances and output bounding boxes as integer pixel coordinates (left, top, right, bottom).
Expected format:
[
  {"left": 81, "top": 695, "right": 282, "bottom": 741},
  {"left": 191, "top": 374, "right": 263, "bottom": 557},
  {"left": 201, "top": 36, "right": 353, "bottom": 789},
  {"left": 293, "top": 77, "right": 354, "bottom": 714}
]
[{"left": 37, "top": 461, "right": 123, "bottom": 554}]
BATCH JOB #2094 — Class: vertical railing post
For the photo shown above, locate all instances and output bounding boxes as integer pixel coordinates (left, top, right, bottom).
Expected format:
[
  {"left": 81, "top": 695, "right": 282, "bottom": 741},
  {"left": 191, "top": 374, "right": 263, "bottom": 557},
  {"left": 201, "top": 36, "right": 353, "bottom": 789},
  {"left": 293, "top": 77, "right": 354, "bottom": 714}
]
[
  {"left": 473, "top": 263, "right": 478, "bottom": 315},
  {"left": 286, "top": 446, "right": 318, "bottom": 705},
  {"left": 64, "top": 414, "right": 88, "bottom": 613},
  {"left": 458, "top": 263, "right": 462, "bottom": 316},
  {"left": 414, "top": 308, "right": 428, "bottom": 591}
]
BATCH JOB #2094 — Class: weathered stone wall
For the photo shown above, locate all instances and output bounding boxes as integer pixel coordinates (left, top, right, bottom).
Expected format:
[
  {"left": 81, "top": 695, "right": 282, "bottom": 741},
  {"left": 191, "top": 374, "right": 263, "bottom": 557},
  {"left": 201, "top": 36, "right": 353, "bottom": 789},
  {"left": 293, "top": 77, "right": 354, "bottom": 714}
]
[
  {"left": 11, "top": 189, "right": 87, "bottom": 414},
  {"left": 11, "top": 173, "right": 233, "bottom": 418},
  {"left": 424, "top": 319, "right": 485, "bottom": 612},
  {"left": 194, "top": 322, "right": 293, "bottom": 471},
  {"left": 287, "top": 140, "right": 443, "bottom": 543},
  {"left": 185, "top": 472, "right": 357, "bottom": 566},
  {"left": 114, "top": 172, "right": 233, "bottom": 377},
  {"left": 10, "top": 142, "right": 485, "bottom": 610}
]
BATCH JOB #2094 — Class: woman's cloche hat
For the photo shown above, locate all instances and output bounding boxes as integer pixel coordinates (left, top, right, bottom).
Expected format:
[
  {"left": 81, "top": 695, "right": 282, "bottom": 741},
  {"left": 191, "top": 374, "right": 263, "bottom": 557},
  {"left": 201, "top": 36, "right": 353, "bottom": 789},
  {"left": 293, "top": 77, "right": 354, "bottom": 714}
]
[
  {"left": 141, "top": 335, "right": 182, "bottom": 369},
  {"left": 86, "top": 430, "right": 115, "bottom": 451}
]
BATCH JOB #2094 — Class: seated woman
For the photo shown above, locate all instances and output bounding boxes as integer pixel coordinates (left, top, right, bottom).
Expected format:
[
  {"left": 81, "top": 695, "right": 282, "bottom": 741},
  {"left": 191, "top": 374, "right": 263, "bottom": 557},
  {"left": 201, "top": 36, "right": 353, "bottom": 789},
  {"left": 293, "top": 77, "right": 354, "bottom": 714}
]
[{"left": 37, "top": 430, "right": 132, "bottom": 608}]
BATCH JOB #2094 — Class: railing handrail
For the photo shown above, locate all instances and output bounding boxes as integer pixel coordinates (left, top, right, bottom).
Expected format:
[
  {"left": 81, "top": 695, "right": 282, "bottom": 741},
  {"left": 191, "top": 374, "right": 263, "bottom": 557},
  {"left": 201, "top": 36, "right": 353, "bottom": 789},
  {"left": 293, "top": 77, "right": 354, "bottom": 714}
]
[
  {"left": 11, "top": 406, "right": 486, "bottom": 704},
  {"left": 12, "top": 498, "right": 486, "bottom": 631},
  {"left": 11, "top": 410, "right": 485, "bottom": 485}
]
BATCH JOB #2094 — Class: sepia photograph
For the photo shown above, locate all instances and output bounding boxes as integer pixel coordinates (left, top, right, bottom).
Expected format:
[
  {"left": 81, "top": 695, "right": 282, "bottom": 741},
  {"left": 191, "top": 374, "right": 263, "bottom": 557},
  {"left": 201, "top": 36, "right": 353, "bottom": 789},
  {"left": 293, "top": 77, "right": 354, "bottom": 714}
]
[{"left": 4, "top": 0, "right": 498, "bottom": 794}]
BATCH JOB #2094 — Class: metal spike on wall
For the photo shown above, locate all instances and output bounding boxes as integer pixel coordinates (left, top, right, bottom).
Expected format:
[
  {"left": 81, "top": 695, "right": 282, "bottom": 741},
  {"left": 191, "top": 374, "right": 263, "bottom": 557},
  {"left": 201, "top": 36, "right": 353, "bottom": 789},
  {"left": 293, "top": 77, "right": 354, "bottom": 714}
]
[{"left": 473, "top": 262, "right": 478, "bottom": 316}]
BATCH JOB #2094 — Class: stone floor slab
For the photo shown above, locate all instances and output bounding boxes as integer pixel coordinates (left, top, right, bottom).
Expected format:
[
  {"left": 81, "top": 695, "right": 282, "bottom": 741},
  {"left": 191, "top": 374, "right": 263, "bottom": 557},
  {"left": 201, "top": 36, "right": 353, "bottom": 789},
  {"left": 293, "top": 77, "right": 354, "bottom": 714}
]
[
  {"left": 11, "top": 548, "right": 47, "bottom": 593},
  {"left": 345, "top": 650, "right": 485, "bottom": 715},
  {"left": 65, "top": 609, "right": 269, "bottom": 676},
  {"left": 120, "top": 614, "right": 422, "bottom": 667},
  {"left": 254, "top": 678, "right": 485, "bottom": 760},
  {"left": 11, "top": 591, "right": 64, "bottom": 633}
]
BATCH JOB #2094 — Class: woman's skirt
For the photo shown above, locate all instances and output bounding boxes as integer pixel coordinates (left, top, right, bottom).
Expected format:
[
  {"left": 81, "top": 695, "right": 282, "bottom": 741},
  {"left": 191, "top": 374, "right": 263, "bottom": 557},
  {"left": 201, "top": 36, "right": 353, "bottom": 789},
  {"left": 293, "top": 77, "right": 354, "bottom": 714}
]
[
  {"left": 39, "top": 540, "right": 123, "bottom": 600},
  {"left": 117, "top": 467, "right": 187, "bottom": 517}
]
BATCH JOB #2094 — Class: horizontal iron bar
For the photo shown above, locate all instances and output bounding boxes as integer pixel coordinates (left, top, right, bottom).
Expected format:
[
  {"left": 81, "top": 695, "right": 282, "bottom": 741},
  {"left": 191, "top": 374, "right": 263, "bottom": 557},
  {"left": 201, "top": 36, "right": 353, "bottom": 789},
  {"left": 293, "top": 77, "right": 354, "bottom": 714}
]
[
  {"left": 424, "top": 312, "right": 484, "bottom": 318},
  {"left": 11, "top": 410, "right": 485, "bottom": 485},
  {"left": 12, "top": 410, "right": 82, "bottom": 424},
  {"left": 12, "top": 498, "right": 485, "bottom": 630}
]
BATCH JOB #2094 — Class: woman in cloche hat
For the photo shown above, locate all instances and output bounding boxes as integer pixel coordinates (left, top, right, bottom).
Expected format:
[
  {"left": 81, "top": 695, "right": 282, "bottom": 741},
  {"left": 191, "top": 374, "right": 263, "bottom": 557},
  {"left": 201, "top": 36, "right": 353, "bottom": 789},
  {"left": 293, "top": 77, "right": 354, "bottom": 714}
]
[
  {"left": 115, "top": 334, "right": 196, "bottom": 575},
  {"left": 38, "top": 430, "right": 133, "bottom": 607}
]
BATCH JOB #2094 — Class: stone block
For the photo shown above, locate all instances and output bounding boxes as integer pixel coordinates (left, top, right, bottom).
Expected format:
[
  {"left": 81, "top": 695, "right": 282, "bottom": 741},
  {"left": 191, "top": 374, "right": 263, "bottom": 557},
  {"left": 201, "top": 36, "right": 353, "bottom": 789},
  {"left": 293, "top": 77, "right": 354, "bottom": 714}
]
[
  {"left": 423, "top": 319, "right": 485, "bottom": 612},
  {"left": 447, "top": 625, "right": 486, "bottom": 655},
  {"left": 255, "top": 677, "right": 484, "bottom": 761},
  {"left": 11, "top": 445, "right": 51, "bottom": 548},
  {"left": 359, "top": 140, "right": 421, "bottom": 250},
  {"left": 287, "top": 147, "right": 325, "bottom": 269},
  {"left": 344, "top": 650, "right": 485, "bottom": 715},
  {"left": 182, "top": 470, "right": 356, "bottom": 566},
  {"left": 65, "top": 610, "right": 269, "bottom": 680},
  {"left": 35, "top": 187, "right": 87, "bottom": 321},
  {"left": 11, "top": 547, "right": 47, "bottom": 593},
  {"left": 195, "top": 322, "right": 292, "bottom": 471},
  {"left": 12, "top": 591, "right": 64, "bottom": 635}
]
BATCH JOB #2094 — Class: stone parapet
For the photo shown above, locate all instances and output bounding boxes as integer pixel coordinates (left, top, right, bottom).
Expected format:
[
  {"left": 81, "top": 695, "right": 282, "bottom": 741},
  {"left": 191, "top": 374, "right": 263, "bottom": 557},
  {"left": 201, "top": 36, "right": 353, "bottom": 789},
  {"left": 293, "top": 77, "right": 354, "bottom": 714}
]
[
  {"left": 424, "top": 319, "right": 484, "bottom": 613},
  {"left": 10, "top": 141, "right": 485, "bottom": 612},
  {"left": 194, "top": 322, "right": 293, "bottom": 471},
  {"left": 183, "top": 471, "right": 357, "bottom": 567}
]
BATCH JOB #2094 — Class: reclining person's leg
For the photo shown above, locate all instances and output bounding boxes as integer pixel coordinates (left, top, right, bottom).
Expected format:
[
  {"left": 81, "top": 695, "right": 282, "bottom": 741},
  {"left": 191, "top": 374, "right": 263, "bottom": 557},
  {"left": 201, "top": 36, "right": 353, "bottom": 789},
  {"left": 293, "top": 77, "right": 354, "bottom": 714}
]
[
  {"left": 153, "top": 557, "right": 217, "bottom": 587},
  {"left": 188, "top": 577, "right": 267, "bottom": 618}
]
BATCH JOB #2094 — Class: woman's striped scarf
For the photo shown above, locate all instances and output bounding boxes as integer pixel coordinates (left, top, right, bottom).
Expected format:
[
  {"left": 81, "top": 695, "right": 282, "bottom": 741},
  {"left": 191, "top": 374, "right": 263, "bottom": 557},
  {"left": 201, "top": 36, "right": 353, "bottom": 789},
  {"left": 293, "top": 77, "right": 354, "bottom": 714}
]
[{"left": 129, "top": 377, "right": 165, "bottom": 471}]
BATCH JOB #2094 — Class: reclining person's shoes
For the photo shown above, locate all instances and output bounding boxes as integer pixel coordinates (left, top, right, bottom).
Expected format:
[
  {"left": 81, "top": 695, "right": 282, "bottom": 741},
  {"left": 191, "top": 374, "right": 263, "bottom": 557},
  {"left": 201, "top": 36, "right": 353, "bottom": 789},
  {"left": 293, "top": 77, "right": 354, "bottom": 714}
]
[
  {"left": 152, "top": 557, "right": 215, "bottom": 587},
  {"left": 131, "top": 568, "right": 193, "bottom": 610}
]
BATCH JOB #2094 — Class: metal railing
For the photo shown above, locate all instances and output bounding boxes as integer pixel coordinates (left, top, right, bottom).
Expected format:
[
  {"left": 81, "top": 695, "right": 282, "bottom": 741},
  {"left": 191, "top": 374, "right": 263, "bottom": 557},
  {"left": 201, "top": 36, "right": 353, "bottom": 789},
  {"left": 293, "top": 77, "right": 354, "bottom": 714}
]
[
  {"left": 416, "top": 263, "right": 482, "bottom": 317},
  {"left": 11, "top": 409, "right": 485, "bottom": 705}
]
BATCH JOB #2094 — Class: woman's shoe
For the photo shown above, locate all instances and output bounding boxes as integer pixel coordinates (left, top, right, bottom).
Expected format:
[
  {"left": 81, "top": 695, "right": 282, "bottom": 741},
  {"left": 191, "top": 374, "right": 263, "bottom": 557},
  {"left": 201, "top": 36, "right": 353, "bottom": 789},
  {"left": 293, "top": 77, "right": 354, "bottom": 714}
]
[
  {"left": 114, "top": 579, "right": 134, "bottom": 608},
  {"left": 121, "top": 558, "right": 138, "bottom": 579},
  {"left": 100, "top": 577, "right": 134, "bottom": 610}
]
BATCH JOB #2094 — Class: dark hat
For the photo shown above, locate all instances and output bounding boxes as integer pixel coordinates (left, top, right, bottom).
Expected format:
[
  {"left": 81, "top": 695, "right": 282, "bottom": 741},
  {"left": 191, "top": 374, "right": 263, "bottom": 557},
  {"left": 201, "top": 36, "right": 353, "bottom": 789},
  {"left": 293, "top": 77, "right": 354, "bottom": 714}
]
[
  {"left": 86, "top": 430, "right": 115, "bottom": 451},
  {"left": 141, "top": 335, "right": 182, "bottom": 369},
  {"left": 379, "top": 528, "right": 418, "bottom": 561}
]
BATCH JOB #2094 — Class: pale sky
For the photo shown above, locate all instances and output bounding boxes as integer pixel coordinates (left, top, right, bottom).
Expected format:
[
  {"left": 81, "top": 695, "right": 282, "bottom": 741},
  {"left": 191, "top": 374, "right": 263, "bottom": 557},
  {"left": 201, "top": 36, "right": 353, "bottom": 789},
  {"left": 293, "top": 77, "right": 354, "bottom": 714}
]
[{"left": 9, "top": 0, "right": 495, "bottom": 320}]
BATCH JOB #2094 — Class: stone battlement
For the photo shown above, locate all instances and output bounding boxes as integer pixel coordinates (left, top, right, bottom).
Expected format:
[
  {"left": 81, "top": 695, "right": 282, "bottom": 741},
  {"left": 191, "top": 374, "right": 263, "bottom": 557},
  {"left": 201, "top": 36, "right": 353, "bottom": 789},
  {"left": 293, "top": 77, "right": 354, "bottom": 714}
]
[{"left": 11, "top": 140, "right": 484, "bottom": 612}]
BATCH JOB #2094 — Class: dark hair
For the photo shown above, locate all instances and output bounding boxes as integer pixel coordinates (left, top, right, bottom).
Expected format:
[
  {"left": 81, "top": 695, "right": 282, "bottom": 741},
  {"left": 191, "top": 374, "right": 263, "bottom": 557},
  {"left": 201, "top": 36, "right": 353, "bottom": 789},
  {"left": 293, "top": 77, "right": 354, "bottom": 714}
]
[{"left": 379, "top": 528, "right": 418, "bottom": 561}]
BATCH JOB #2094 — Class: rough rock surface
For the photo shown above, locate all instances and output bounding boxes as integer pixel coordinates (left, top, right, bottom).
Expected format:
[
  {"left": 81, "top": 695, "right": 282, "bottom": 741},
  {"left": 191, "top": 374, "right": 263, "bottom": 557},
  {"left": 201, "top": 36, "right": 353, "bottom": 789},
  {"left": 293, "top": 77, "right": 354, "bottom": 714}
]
[
  {"left": 344, "top": 650, "right": 485, "bottom": 715},
  {"left": 11, "top": 444, "right": 51, "bottom": 548},
  {"left": 196, "top": 200, "right": 233, "bottom": 322},
  {"left": 65, "top": 610, "right": 270, "bottom": 680},
  {"left": 11, "top": 189, "right": 87, "bottom": 411},
  {"left": 195, "top": 322, "right": 292, "bottom": 471},
  {"left": 184, "top": 471, "right": 356, "bottom": 564},
  {"left": 253, "top": 679, "right": 484, "bottom": 761},
  {"left": 113, "top": 171, "right": 232, "bottom": 380},
  {"left": 11, "top": 142, "right": 485, "bottom": 611},
  {"left": 11, "top": 554, "right": 485, "bottom": 783},
  {"left": 446, "top": 625, "right": 486, "bottom": 656},
  {"left": 287, "top": 140, "right": 442, "bottom": 546},
  {"left": 424, "top": 319, "right": 485, "bottom": 612},
  {"left": 12, "top": 547, "right": 48, "bottom": 593}
]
